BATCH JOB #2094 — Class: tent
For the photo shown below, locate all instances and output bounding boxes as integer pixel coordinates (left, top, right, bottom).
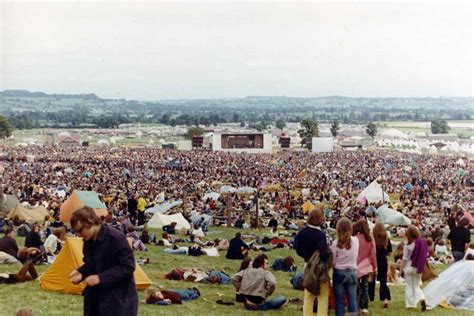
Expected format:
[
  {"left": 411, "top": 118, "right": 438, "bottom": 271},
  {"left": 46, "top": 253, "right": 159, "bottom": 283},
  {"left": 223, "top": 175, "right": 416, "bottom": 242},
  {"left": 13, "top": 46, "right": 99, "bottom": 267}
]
[
  {"left": 356, "top": 180, "right": 390, "bottom": 204},
  {"left": 203, "top": 192, "right": 220, "bottom": 201},
  {"left": 40, "top": 237, "right": 151, "bottom": 294},
  {"left": 424, "top": 260, "right": 474, "bottom": 310},
  {"left": 60, "top": 191, "right": 108, "bottom": 222},
  {"left": 236, "top": 186, "right": 256, "bottom": 195},
  {"left": 377, "top": 205, "right": 411, "bottom": 226},
  {"left": 7, "top": 204, "right": 50, "bottom": 222},
  {"left": 147, "top": 212, "right": 191, "bottom": 230},
  {"left": 1, "top": 194, "right": 20, "bottom": 218},
  {"left": 219, "top": 186, "right": 236, "bottom": 194},
  {"left": 144, "top": 200, "right": 182, "bottom": 215}
]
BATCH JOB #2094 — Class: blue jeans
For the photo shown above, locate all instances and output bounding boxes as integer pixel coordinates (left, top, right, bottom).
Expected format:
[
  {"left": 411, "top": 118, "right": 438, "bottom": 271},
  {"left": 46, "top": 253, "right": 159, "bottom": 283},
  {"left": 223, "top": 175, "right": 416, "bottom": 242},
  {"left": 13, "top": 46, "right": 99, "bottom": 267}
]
[
  {"left": 172, "top": 289, "right": 199, "bottom": 301},
  {"left": 163, "top": 248, "right": 187, "bottom": 255},
  {"left": 244, "top": 295, "right": 287, "bottom": 311},
  {"left": 452, "top": 251, "right": 465, "bottom": 262},
  {"left": 333, "top": 268, "right": 358, "bottom": 316}
]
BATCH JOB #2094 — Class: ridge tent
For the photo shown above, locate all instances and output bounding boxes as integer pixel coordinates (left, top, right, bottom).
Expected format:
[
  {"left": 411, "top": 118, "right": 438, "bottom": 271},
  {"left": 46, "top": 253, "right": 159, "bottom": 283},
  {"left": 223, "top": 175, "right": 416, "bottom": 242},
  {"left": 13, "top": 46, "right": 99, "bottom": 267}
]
[
  {"left": 203, "top": 192, "right": 220, "bottom": 201},
  {"left": 377, "top": 205, "right": 411, "bottom": 226},
  {"left": 40, "top": 237, "right": 151, "bottom": 294},
  {"left": 7, "top": 204, "right": 50, "bottom": 222},
  {"left": 1, "top": 194, "right": 21, "bottom": 218},
  {"left": 357, "top": 180, "right": 390, "bottom": 204},
  {"left": 147, "top": 212, "right": 191, "bottom": 230},
  {"left": 60, "top": 190, "right": 108, "bottom": 222}
]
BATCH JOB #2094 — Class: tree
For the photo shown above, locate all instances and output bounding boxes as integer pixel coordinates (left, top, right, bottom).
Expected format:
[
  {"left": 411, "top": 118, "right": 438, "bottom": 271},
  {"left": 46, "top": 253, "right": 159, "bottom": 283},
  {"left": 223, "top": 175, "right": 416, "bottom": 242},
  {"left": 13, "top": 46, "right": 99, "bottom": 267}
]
[
  {"left": 431, "top": 119, "right": 450, "bottom": 134},
  {"left": 298, "top": 119, "right": 319, "bottom": 147},
  {"left": 239, "top": 121, "right": 245, "bottom": 127},
  {"left": 184, "top": 126, "right": 204, "bottom": 139},
  {"left": 366, "top": 122, "right": 378, "bottom": 139},
  {"left": 330, "top": 121, "right": 340, "bottom": 137},
  {"left": 0, "top": 115, "right": 14, "bottom": 138},
  {"left": 275, "top": 119, "right": 286, "bottom": 130}
]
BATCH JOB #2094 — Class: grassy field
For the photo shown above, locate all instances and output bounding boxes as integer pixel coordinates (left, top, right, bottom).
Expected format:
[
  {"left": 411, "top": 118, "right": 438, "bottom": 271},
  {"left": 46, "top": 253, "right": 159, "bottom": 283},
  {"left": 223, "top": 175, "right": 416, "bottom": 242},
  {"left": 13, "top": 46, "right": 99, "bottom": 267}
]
[{"left": 1, "top": 228, "right": 473, "bottom": 316}]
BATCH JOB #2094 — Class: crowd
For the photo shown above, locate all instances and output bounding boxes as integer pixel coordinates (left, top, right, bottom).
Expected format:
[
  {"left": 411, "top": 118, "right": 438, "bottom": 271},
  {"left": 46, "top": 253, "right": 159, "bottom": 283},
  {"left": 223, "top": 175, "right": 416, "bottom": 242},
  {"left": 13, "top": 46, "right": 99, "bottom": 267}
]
[{"left": 0, "top": 145, "right": 473, "bottom": 314}]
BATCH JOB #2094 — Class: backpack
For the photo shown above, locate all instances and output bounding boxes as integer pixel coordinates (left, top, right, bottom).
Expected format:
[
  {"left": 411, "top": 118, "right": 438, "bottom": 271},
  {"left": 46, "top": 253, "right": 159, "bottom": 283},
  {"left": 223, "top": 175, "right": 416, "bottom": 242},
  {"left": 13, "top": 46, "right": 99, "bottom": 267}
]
[
  {"left": 188, "top": 246, "right": 204, "bottom": 256},
  {"left": 303, "top": 250, "right": 330, "bottom": 296}
]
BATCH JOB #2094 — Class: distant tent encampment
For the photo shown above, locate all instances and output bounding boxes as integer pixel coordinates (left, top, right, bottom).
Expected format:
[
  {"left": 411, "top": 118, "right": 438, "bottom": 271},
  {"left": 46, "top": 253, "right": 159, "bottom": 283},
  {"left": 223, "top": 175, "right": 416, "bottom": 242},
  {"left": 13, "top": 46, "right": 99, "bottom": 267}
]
[
  {"left": 60, "top": 190, "right": 107, "bottom": 222},
  {"left": 147, "top": 212, "right": 191, "bottom": 230},
  {"left": 40, "top": 237, "right": 151, "bottom": 294}
]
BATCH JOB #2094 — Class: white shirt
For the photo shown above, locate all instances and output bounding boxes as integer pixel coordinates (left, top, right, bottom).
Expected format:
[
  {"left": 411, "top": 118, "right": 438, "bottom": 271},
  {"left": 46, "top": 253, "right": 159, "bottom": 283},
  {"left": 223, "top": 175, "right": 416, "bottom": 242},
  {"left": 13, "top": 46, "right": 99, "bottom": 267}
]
[{"left": 44, "top": 234, "right": 58, "bottom": 255}]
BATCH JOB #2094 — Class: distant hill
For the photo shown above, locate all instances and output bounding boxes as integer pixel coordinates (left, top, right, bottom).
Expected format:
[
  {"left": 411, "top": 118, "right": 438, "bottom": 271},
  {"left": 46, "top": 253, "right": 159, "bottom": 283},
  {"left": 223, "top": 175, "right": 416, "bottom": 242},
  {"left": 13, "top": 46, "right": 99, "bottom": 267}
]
[
  {"left": 0, "top": 90, "right": 472, "bottom": 129},
  {"left": 0, "top": 89, "right": 99, "bottom": 100}
]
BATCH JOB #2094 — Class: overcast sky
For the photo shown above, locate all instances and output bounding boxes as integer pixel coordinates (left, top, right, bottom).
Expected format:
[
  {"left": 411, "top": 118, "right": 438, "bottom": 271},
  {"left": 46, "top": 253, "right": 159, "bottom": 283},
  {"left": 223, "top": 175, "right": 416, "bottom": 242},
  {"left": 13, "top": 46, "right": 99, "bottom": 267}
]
[{"left": 1, "top": 1, "right": 472, "bottom": 100}]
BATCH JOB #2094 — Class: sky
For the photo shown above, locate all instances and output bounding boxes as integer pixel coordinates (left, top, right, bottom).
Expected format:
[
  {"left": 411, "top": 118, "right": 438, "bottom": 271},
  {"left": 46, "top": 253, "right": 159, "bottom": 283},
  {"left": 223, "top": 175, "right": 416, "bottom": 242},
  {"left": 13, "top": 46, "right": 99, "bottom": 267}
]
[{"left": 1, "top": 1, "right": 472, "bottom": 100}]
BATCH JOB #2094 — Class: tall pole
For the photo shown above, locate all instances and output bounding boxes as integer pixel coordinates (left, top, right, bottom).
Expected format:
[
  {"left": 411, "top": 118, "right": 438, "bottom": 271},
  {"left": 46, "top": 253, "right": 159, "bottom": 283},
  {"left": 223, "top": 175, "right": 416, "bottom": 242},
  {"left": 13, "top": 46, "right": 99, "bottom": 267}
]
[
  {"left": 255, "top": 189, "right": 259, "bottom": 228},
  {"left": 226, "top": 194, "right": 232, "bottom": 227}
]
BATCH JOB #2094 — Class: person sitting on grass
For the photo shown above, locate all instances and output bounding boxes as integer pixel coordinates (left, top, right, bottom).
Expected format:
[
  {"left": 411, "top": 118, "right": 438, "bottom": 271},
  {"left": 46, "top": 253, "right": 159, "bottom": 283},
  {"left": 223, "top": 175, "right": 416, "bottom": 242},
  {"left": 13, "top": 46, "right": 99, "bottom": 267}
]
[
  {"left": 232, "top": 254, "right": 287, "bottom": 311},
  {"left": 271, "top": 256, "right": 296, "bottom": 272},
  {"left": 163, "top": 222, "right": 178, "bottom": 234},
  {"left": 145, "top": 286, "right": 200, "bottom": 305},
  {"left": 226, "top": 232, "right": 249, "bottom": 260}
]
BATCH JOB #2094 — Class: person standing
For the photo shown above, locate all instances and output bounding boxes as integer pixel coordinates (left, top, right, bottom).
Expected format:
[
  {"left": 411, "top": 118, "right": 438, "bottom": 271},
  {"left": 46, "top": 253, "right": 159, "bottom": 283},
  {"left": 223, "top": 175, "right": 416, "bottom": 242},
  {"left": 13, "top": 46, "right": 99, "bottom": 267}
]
[
  {"left": 369, "top": 222, "right": 392, "bottom": 309},
  {"left": 448, "top": 217, "right": 471, "bottom": 262},
  {"left": 127, "top": 194, "right": 138, "bottom": 226},
  {"left": 294, "top": 208, "right": 330, "bottom": 316},
  {"left": 353, "top": 219, "right": 377, "bottom": 314},
  {"left": 331, "top": 217, "right": 359, "bottom": 316},
  {"left": 136, "top": 195, "right": 147, "bottom": 226},
  {"left": 69, "top": 206, "right": 138, "bottom": 316},
  {"left": 400, "top": 225, "right": 428, "bottom": 311}
]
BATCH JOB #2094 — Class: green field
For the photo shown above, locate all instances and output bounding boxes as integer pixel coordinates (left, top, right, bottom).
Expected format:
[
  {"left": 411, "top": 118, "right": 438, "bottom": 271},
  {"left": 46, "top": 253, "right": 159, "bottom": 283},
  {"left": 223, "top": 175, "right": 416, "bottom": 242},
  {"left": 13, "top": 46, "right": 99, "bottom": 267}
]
[{"left": 1, "top": 228, "right": 472, "bottom": 316}]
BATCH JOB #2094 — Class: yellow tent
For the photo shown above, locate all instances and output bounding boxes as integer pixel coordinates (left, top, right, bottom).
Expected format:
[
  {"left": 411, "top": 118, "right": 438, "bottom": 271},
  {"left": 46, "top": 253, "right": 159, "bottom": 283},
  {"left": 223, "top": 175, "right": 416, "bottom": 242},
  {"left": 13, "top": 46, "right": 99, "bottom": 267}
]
[
  {"left": 40, "top": 237, "right": 151, "bottom": 294},
  {"left": 302, "top": 200, "right": 316, "bottom": 213},
  {"left": 60, "top": 190, "right": 108, "bottom": 222},
  {"left": 7, "top": 204, "right": 50, "bottom": 222},
  {"left": 265, "top": 183, "right": 282, "bottom": 192}
]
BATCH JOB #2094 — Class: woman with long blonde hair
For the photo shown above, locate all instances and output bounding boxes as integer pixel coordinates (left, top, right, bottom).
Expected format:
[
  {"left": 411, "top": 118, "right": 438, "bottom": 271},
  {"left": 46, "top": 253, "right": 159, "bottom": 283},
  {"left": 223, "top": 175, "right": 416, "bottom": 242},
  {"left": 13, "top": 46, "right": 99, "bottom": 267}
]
[{"left": 331, "top": 217, "right": 359, "bottom": 316}]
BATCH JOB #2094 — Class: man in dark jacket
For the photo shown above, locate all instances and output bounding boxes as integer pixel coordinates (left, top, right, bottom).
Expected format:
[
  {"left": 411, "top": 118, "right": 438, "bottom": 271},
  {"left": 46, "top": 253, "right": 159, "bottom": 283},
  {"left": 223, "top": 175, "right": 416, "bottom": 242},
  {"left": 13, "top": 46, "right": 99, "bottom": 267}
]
[
  {"left": 69, "top": 206, "right": 138, "bottom": 316},
  {"left": 294, "top": 208, "right": 329, "bottom": 315},
  {"left": 0, "top": 227, "right": 20, "bottom": 261},
  {"left": 226, "top": 232, "right": 249, "bottom": 260},
  {"left": 448, "top": 217, "right": 471, "bottom": 262}
]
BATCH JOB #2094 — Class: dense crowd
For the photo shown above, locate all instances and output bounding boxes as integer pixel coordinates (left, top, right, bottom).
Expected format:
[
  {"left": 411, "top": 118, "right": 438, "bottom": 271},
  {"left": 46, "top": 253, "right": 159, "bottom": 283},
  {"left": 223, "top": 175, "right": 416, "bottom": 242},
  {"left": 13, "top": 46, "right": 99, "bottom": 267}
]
[{"left": 0, "top": 145, "right": 473, "bottom": 315}]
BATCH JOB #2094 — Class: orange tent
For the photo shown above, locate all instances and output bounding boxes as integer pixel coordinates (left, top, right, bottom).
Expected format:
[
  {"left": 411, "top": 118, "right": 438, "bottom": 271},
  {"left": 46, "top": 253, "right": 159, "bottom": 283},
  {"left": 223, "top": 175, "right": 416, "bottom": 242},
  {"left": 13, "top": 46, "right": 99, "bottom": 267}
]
[
  {"left": 40, "top": 237, "right": 151, "bottom": 294},
  {"left": 60, "top": 190, "right": 108, "bottom": 222}
]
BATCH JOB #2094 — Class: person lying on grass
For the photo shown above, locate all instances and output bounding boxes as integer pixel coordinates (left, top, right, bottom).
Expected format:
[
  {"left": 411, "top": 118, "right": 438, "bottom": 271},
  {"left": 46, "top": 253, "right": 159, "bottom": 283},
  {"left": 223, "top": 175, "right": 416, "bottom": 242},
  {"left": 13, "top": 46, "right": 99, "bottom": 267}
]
[
  {"left": 0, "top": 255, "right": 42, "bottom": 284},
  {"left": 145, "top": 286, "right": 201, "bottom": 305}
]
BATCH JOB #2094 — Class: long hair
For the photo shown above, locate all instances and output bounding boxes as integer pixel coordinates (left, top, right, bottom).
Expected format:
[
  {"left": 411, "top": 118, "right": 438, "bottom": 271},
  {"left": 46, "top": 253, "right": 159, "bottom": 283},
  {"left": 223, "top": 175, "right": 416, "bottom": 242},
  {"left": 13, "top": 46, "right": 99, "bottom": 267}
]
[
  {"left": 372, "top": 222, "right": 388, "bottom": 248},
  {"left": 353, "top": 219, "right": 372, "bottom": 242},
  {"left": 336, "top": 217, "right": 353, "bottom": 250},
  {"left": 406, "top": 226, "right": 421, "bottom": 245}
]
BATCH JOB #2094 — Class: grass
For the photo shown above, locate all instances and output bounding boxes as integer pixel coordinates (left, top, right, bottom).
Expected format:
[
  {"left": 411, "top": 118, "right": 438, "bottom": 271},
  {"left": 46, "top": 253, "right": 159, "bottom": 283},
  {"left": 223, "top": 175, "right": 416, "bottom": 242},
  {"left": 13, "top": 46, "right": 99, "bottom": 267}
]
[{"left": 1, "top": 227, "right": 473, "bottom": 316}]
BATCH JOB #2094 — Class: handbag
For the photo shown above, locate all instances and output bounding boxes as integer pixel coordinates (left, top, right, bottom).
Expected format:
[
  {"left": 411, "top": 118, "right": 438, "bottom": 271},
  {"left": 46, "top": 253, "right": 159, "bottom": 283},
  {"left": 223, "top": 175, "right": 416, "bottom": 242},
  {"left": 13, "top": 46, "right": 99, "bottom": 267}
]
[{"left": 421, "top": 262, "right": 437, "bottom": 282}]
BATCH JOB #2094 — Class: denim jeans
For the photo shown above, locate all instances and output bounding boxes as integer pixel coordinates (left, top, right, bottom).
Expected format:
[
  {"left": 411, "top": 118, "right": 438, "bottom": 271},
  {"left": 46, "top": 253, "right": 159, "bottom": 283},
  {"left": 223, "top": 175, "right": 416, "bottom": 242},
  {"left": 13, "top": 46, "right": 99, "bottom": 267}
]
[
  {"left": 452, "top": 251, "right": 465, "bottom": 262},
  {"left": 333, "top": 268, "right": 358, "bottom": 316},
  {"left": 163, "top": 248, "right": 188, "bottom": 255},
  {"left": 357, "top": 275, "right": 369, "bottom": 309},
  {"left": 173, "top": 289, "right": 200, "bottom": 302},
  {"left": 244, "top": 295, "right": 287, "bottom": 311}
]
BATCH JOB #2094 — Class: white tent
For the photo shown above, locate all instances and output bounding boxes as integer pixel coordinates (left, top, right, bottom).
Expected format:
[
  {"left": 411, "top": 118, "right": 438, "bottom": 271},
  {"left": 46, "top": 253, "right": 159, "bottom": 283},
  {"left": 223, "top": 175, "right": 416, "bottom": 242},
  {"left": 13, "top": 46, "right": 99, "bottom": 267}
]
[
  {"left": 147, "top": 213, "right": 191, "bottom": 230},
  {"left": 97, "top": 139, "right": 110, "bottom": 146},
  {"left": 357, "top": 180, "right": 390, "bottom": 204},
  {"left": 377, "top": 205, "right": 411, "bottom": 226},
  {"left": 203, "top": 192, "right": 220, "bottom": 201},
  {"left": 219, "top": 186, "right": 236, "bottom": 194}
]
